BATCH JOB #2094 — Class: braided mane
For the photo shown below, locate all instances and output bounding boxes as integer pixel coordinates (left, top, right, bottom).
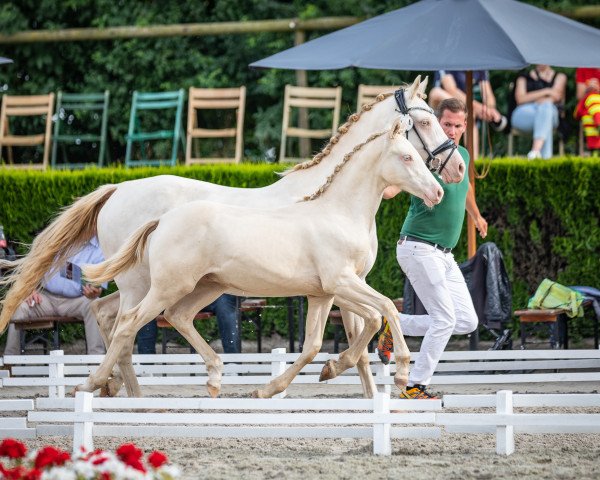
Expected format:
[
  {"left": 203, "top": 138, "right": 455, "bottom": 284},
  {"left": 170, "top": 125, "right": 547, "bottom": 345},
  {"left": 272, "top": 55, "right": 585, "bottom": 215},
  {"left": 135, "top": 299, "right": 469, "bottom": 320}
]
[{"left": 280, "top": 91, "right": 394, "bottom": 176}]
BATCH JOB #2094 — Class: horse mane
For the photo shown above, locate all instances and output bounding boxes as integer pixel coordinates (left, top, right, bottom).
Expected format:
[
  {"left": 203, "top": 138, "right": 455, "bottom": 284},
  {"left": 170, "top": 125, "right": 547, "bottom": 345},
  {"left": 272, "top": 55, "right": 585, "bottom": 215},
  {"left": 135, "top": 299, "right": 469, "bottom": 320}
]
[
  {"left": 280, "top": 91, "right": 395, "bottom": 177},
  {"left": 300, "top": 129, "right": 387, "bottom": 202}
]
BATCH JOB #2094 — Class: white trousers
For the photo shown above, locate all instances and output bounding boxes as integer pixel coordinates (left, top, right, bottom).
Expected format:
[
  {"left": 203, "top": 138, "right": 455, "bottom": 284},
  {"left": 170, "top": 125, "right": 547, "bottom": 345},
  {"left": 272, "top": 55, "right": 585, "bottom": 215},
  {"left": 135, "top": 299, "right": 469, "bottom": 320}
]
[{"left": 396, "top": 240, "right": 478, "bottom": 386}]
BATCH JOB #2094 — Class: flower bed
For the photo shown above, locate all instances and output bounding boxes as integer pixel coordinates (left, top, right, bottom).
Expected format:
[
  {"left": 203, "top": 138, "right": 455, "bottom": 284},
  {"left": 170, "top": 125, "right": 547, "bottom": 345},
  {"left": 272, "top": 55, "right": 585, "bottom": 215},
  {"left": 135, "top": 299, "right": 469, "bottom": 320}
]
[{"left": 0, "top": 438, "right": 180, "bottom": 479}]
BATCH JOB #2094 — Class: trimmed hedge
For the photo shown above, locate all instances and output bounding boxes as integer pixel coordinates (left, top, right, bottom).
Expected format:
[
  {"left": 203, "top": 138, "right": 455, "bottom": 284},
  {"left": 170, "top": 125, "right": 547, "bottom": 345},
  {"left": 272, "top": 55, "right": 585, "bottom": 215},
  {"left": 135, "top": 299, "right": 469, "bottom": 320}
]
[{"left": 1, "top": 158, "right": 599, "bottom": 344}]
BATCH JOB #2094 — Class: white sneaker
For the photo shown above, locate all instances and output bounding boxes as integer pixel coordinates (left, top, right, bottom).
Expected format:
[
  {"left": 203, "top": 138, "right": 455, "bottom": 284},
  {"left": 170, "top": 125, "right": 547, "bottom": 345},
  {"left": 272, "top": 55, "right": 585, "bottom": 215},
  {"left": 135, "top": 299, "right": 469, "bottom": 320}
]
[{"left": 527, "top": 150, "right": 541, "bottom": 160}]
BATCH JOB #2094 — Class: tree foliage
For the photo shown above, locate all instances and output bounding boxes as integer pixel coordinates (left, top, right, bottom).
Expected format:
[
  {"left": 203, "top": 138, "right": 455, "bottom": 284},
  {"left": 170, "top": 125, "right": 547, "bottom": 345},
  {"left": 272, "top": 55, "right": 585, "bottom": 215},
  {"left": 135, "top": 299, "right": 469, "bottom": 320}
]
[{"left": 0, "top": 0, "right": 596, "bottom": 162}]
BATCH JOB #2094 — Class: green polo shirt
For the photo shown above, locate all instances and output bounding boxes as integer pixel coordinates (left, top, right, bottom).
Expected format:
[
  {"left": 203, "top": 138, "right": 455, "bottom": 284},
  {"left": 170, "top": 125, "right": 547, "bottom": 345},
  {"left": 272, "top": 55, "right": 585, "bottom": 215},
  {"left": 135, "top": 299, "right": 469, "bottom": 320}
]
[{"left": 400, "top": 146, "right": 470, "bottom": 249}]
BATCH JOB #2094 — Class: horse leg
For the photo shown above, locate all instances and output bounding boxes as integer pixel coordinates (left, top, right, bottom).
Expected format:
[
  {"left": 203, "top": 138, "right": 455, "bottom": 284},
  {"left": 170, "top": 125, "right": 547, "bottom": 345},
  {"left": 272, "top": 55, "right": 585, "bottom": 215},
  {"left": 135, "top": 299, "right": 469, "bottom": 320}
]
[
  {"left": 321, "top": 275, "right": 409, "bottom": 389},
  {"left": 75, "top": 275, "right": 196, "bottom": 394},
  {"left": 253, "top": 295, "right": 333, "bottom": 399},
  {"left": 162, "top": 284, "right": 225, "bottom": 398},
  {"left": 91, "top": 292, "right": 135, "bottom": 397},
  {"left": 75, "top": 295, "right": 164, "bottom": 393},
  {"left": 338, "top": 309, "right": 376, "bottom": 398}
]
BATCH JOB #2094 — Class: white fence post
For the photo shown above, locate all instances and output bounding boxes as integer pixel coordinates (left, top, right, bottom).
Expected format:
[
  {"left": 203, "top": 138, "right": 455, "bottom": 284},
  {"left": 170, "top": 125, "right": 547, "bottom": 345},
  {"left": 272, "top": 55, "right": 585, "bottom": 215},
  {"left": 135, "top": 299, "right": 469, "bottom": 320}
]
[
  {"left": 373, "top": 391, "right": 391, "bottom": 455},
  {"left": 271, "top": 348, "right": 287, "bottom": 399},
  {"left": 48, "top": 350, "right": 65, "bottom": 398},
  {"left": 73, "top": 391, "right": 93, "bottom": 454},
  {"left": 375, "top": 362, "right": 391, "bottom": 394},
  {"left": 496, "top": 390, "right": 514, "bottom": 455}
]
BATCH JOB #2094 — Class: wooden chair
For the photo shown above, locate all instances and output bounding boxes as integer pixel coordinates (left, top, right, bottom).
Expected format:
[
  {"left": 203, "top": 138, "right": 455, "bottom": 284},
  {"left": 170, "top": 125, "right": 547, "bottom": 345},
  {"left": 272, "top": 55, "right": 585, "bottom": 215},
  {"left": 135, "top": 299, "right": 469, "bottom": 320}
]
[
  {"left": 356, "top": 84, "right": 398, "bottom": 111},
  {"left": 185, "top": 87, "right": 246, "bottom": 165},
  {"left": 0, "top": 93, "right": 55, "bottom": 169},
  {"left": 124, "top": 89, "right": 186, "bottom": 167},
  {"left": 51, "top": 91, "right": 110, "bottom": 169},
  {"left": 279, "top": 85, "right": 342, "bottom": 164},
  {"left": 507, "top": 128, "right": 565, "bottom": 157}
]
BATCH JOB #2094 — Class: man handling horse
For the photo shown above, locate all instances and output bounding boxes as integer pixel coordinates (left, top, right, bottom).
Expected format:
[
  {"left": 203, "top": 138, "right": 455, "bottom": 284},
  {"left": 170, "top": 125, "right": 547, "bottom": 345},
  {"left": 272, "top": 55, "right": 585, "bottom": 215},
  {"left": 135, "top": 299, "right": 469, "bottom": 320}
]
[{"left": 378, "top": 98, "right": 487, "bottom": 399}]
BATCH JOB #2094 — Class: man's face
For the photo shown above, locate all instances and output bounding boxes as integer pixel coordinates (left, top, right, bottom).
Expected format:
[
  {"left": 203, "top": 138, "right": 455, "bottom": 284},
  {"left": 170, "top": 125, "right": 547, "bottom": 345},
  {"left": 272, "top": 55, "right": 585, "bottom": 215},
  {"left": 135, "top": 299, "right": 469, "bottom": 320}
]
[{"left": 438, "top": 109, "right": 467, "bottom": 145}]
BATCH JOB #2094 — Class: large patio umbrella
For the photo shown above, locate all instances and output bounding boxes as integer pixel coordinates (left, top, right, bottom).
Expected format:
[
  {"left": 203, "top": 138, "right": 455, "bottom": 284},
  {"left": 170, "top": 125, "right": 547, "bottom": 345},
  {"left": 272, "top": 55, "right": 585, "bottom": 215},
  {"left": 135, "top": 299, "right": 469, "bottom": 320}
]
[
  {"left": 250, "top": 0, "right": 600, "bottom": 70},
  {"left": 250, "top": 0, "right": 600, "bottom": 258}
]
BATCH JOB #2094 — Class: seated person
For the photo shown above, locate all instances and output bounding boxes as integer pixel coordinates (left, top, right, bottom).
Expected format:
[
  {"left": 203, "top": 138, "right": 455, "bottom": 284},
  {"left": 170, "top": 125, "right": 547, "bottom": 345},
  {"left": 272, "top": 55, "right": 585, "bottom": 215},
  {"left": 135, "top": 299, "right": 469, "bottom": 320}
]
[
  {"left": 511, "top": 64, "right": 567, "bottom": 159},
  {"left": 428, "top": 70, "right": 507, "bottom": 158},
  {"left": 136, "top": 293, "right": 241, "bottom": 354},
  {"left": 2, "top": 237, "right": 106, "bottom": 355},
  {"left": 574, "top": 67, "right": 600, "bottom": 152}
]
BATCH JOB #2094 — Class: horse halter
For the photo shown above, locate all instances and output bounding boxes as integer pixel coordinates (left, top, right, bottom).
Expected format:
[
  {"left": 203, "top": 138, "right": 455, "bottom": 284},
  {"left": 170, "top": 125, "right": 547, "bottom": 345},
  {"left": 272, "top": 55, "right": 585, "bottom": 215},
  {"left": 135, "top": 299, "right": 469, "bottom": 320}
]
[{"left": 394, "top": 89, "right": 457, "bottom": 175}]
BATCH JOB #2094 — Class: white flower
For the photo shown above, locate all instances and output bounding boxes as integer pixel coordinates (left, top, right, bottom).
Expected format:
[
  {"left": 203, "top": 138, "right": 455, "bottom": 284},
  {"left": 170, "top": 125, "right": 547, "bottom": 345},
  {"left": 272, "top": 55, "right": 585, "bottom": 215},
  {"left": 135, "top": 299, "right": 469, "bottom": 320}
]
[{"left": 41, "top": 466, "right": 77, "bottom": 480}]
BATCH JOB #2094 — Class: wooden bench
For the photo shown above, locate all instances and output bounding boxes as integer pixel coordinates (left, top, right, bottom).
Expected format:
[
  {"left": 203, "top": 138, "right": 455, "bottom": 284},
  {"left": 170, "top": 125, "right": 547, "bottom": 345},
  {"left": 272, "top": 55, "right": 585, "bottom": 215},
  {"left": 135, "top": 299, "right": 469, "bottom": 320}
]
[
  {"left": 11, "top": 316, "right": 81, "bottom": 354},
  {"left": 156, "top": 298, "right": 267, "bottom": 353},
  {"left": 515, "top": 299, "right": 594, "bottom": 349},
  {"left": 329, "top": 298, "right": 403, "bottom": 353}
]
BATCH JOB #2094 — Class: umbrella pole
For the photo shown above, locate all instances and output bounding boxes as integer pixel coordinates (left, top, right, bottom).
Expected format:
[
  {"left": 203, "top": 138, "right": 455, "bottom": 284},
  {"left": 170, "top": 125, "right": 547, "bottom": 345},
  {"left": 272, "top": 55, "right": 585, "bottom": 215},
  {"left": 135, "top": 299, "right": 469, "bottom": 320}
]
[{"left": 466, "top": 71, "right": 476, "bottom": 259}]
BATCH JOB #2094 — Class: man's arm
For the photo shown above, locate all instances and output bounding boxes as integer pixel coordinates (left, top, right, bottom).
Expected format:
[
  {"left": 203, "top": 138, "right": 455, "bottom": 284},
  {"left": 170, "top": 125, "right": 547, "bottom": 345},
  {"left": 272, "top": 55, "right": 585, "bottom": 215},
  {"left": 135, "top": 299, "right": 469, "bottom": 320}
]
[{"left": 466, "top": 183, "right": 487, "bottom": 238}]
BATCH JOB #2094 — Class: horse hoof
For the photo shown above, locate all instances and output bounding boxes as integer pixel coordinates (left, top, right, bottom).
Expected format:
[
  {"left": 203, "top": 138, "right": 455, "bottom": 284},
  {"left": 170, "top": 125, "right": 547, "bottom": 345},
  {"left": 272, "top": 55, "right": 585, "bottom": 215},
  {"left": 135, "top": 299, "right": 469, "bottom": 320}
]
[
  {"left": 394, "top": 375, "right": 408, "bottom": 388},
  {"left": 105, "top": 377, "right": 123, "bottom": 397},
  {"left": 319, "top": 360, "right": 337, "bottom": 382},
  {"left": 207, "top": 382, "right": 221, "bottom": 398},
  {"left": 251, "top": 389, "right": 267, "bottom": 398}
]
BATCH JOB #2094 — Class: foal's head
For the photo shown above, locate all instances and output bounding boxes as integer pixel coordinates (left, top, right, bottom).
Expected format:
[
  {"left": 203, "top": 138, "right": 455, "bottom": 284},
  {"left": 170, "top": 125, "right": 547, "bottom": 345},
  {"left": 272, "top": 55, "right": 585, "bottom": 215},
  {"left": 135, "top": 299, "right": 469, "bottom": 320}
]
[{"left": 380, "top": 116, "right": 444, "bottom": 208}]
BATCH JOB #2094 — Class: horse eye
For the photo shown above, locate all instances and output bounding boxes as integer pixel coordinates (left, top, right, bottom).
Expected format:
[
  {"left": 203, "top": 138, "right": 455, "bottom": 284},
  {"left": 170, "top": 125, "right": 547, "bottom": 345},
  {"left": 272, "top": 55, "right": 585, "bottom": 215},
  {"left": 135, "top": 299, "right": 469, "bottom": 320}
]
[
  {"left": 402, "top": 154, "right": 412, "bottom": 162},
  {"left": 421, "top": 120, "right": 430, "bottom": 127}
]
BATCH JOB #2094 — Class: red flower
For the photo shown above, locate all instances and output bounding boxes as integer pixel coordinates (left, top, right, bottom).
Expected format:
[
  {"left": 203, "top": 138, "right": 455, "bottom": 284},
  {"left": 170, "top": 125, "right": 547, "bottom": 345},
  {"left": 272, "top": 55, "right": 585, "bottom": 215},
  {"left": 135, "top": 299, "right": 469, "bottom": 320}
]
[
  {"left": 148, "top": 451, "right": 168, "bottom": 469},
  {"left": 1, "top": 465, "right": 27, "bottom": 480},
  {"left": 34, "top": 446, "right": 71, "bottom": 469},
  {"left": 116, "top": 443, "right": 146, "bottom": 473},
  {"left": 22, "top": 468, "right": 43, "bottom": 480},
  {"left": 0, "top": 439, "right": 27, "bottom": 459},
  {"left": 100, "top": 472, "right": 112, "bottom": 480}
]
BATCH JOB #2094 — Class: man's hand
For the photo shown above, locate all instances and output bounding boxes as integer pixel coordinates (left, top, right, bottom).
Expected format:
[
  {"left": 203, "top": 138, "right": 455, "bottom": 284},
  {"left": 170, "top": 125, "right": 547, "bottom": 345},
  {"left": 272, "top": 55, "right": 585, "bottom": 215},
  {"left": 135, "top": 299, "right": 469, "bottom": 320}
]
[
  {"left": 25, "top": 291, "right": 42, "bottom": 307},
  {"left": 474, "top": 215, "right": 488, "bottom": 238},
  {"left": 82, "top": 284, "right": 102, "bottom": 300}
]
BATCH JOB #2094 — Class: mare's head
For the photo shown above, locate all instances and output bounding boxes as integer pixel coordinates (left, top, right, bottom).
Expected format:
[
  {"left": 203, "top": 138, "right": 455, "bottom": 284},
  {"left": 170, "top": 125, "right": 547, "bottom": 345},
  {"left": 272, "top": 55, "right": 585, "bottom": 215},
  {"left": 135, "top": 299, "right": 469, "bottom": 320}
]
[
  {"left": 369, "top": 76, "right": 465, "bottom": 184},
  {"left": 380, "top": 116, "right": 444, "bottom": 208}
]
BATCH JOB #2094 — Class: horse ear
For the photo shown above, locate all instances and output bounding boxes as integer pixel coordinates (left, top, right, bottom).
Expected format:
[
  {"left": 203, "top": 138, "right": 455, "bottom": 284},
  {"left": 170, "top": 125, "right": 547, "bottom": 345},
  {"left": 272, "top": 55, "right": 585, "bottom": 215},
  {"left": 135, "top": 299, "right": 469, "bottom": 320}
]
[
  {"left": 417, "top": 76, "right": 429, "bottom": 97},
  {"left": 408, "top": 75, "right": 422, "bottom": 99},
  {"left": 390, "top": 116, "right": 409, "bottom": 138}
]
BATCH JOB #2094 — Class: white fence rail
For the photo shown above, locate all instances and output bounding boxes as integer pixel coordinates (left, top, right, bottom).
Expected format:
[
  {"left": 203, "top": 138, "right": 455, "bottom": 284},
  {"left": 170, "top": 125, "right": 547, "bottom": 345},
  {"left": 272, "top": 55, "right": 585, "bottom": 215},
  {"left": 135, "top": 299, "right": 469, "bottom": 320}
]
[
  {"left": 3, "top": 349, "right": 600, "bottom": 398},
  {"left": 15, "top": 391, "right": 600, "bottom": 456}
]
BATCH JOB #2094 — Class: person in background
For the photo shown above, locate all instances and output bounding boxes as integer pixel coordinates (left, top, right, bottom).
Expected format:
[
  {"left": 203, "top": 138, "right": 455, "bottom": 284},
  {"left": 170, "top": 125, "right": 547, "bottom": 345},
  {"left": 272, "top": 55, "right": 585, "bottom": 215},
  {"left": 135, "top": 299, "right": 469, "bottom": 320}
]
[
  {"left": 574, "top": 67, "right": 600, "bottom": 153},
  {"left": 2, "top": 237, "right": 106, "bottom": 356},
  {"left": 136, "top": 294, "right": 241, "bottom": 354},
  {"left": 511, "top": 64, "right": 567, "bottom": 159},
  {"left": 377, "top": 98, "right": 486, "bottom": 400},
  {"left": 428, "top": 70, "right": 507, "bottom": 158}
]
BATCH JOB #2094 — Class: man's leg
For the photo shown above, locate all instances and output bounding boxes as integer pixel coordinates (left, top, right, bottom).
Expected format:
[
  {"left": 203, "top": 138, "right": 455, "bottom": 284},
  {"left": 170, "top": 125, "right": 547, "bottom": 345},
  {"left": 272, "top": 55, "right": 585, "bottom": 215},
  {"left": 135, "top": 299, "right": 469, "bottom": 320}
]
[
  {"left": 3, "top": 292, "right": 57, "bottom": 355},
  {"left": 396, "top": 243, "right": 457, "bottom": 387},
  {"left": 56, "top": 295, "right": 106, "bottom": 354},
  {"left": 136, "top": 320, "right": 157, "bottom": 354},
  {"left": 206, "top": 294, "right": 240, "bottom": 354}
]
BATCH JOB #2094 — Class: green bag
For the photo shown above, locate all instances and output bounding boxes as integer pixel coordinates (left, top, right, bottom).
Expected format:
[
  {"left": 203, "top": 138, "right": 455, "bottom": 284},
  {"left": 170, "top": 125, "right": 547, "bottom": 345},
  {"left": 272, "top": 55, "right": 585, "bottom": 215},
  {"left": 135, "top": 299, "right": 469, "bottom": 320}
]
[{"left": 527, "top": 278, "right": 584, "bottom": 318}]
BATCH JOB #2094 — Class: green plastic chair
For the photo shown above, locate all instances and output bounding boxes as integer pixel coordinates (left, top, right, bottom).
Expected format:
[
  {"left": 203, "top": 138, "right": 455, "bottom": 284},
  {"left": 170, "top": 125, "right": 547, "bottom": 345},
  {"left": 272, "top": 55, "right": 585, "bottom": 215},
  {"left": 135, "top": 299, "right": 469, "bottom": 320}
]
[
  {"left": 51, "top": 91, "right": 110, "bottom": 169},
  {"left": 124, "top": 89, "right": 186, "bottom": 167}
]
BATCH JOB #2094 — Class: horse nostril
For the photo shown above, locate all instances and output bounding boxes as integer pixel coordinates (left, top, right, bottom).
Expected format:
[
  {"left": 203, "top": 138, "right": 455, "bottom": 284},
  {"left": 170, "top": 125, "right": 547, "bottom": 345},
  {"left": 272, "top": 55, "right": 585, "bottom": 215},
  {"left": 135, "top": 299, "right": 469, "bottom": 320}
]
[
  {"left": 437, "top": 188, "right": 443, "bottom": 200},
  {"left": 458, "top": 162, "right": 465, "bottom": 174}
]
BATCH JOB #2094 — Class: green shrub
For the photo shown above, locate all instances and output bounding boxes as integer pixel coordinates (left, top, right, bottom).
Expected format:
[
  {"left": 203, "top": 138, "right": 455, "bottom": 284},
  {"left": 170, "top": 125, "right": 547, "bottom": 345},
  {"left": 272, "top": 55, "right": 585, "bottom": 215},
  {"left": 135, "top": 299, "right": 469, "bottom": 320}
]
[{"left": 1, "top": 157, "right": 598, "bottom": 344}]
